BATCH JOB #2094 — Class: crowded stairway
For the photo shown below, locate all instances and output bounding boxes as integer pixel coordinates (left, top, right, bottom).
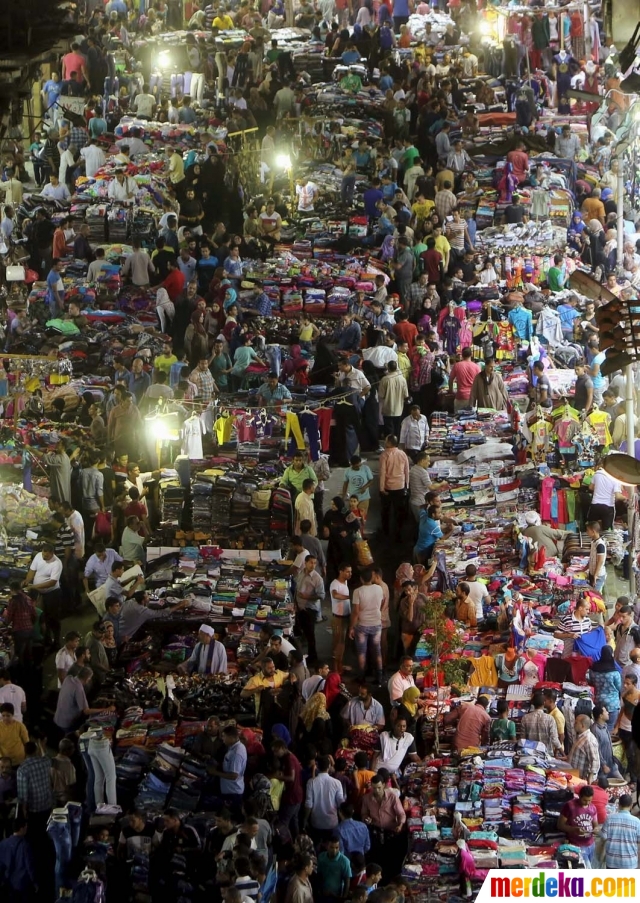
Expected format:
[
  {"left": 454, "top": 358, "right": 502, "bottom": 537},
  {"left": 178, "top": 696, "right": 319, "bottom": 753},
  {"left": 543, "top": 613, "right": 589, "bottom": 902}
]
[{"left": 2, "top": 0, "right": 640, "bottom": 899}]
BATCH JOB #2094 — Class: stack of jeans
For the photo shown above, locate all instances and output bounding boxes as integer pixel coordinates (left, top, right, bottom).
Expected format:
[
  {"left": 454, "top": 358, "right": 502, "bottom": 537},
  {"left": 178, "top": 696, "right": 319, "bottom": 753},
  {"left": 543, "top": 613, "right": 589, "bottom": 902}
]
[{"left": 47, "top": 802, "right": 83, "bottom": 896}]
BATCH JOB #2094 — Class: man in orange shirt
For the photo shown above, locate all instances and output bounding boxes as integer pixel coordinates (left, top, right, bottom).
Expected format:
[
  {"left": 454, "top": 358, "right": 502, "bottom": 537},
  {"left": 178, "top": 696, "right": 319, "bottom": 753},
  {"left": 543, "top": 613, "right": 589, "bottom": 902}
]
[{"left": 581, "top": 188, "right": 606, "bottom": 225}]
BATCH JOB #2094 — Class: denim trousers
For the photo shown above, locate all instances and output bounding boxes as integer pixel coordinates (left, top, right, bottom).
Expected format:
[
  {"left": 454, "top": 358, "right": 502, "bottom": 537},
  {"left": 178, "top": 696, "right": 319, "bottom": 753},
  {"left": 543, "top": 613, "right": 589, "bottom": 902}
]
[
  {"left": 47, "top": 819, "right": 72, "bottom": 895},
  {"left": 88, "top": 737, "right": 117, "bottom": 807},
  {"left": 78, "top": 736, "right": 96, "bottom": 813},
  {"left": 66, "top": 801, "right": 82, "bottom": 848}
]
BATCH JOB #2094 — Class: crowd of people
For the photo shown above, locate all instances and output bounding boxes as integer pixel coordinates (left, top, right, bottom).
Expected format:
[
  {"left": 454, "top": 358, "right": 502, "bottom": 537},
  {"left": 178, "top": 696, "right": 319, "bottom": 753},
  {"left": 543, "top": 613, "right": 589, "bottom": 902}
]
[{"left": 1, "top": 0, "right": 640, "bottom": 899}]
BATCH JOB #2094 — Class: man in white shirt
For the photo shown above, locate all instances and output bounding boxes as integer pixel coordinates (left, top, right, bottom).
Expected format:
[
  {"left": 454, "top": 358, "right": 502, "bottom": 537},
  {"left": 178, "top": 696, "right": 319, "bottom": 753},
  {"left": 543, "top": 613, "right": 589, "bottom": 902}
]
[
  {"left": 22, "top": 544, "right": 64, "bottom": 649},
  {"left": 330, "top": 563, "right": 351, "bottom": 674},
  {"left": 379, "top": 362, "right": 409, "bottom": 438},
  {"left": 336, "top": 361, "right": 371, "bottom": 401},
  {"left": 41, "top": 174, "right": 71, "bottom": 204},
  {"left": 587, "top": 465, "right": 623, "bottom": 530},
  {"left": 388, "top": 655, "right": 416, "bottom": 701},
  {"left": 62, "top": 501, "right": 85, "bottom": 559},
  {"left": 124, "top": 462, "right": 158, "bottom": 515},
  {"left": 295, "top": 178, "right": 319, "bottom": 213},
  {"left": 373, "top": 719, "right": 420, "bottom": 774},
  {"left": 80, "top": 139, "right": 106, "bottom": 178},
  {"left": 117, "top": 128, "right": 149, "bottom": 158},
  {"left": 108, "top": 169, "right": 136, "bottom": 201},
  {"left": 303, "top": 755, "right": 344, "bottom": 831},
  {"left": 83, "top": 544, "right": 123, "bottom": 593},
  {"left": 399, "top": 405, "right": 429, "bottom": 456},
  {"left": 463, "top": 563, "right": 490, "bottom": 622},
  {"left": 55, "top": 630, "right": 80, "bottom": 688},
  {"left": 133, "top": 86, "right": 156, "bottom": 119},
  {"left": 0, "top": 671, "right": 26, "bottom": 722}
]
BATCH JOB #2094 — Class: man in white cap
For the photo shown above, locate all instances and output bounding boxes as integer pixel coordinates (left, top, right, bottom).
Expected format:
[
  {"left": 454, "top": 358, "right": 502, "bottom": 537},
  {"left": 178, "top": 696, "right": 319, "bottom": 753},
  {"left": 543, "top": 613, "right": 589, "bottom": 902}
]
[
  {"left": 178, "top": 625, "right": 228, "bottom": 675},
  {"left": 521, "top": 511, "right": 565, "bottom": 558}
]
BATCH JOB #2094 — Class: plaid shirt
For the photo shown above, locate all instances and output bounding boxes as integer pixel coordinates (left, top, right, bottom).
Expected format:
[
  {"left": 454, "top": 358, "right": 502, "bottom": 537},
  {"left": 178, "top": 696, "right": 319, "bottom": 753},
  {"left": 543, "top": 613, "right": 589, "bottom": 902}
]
[
  {"left": 569, "top": 730, "right": 601, "bottom": 781},
  {"left": 189, "top": 366, "right": 215, "bottom": 401},
  {"left": 4, "top": 593, "right": 36, "bottom": 633},
  {"left": 521, "top": 709, "right": 562, "bottom": 755},
  {"left": 600, "top": 810, "right": 640, "bottom": 868},
  {"left": 406, "top": 281, "right": 428, "bottom": 317},
  {"left": 17, "top": 755, "right": 53, "bottom": 813},
  {"left": 434, "top": 188, "right": 457, "bottom": 221}
]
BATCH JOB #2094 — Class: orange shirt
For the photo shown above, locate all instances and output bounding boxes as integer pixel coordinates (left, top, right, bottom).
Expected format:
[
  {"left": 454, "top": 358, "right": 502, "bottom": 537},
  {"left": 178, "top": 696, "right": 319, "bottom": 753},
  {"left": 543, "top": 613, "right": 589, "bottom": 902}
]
[{"left": 351, "top": 768, "right": 376, "bottom": 811}]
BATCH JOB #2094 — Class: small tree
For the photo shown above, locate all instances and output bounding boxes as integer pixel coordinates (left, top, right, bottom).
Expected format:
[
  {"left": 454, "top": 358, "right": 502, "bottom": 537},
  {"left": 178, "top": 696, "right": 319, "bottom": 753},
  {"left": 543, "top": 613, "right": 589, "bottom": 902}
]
[{"left": 419, "top": 592, "right": 467, "bottom": 754}]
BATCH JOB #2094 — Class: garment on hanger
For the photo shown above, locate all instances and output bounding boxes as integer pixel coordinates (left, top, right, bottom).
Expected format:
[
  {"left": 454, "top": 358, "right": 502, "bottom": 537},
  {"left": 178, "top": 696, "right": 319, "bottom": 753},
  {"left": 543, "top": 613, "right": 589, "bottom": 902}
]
[
  {"left": 214, "top": 412, "right": 234, "bottom": 444},
  {"left": 285, "top": 411, "right": 305, "bottom": 450},
  {"left": 316, "top": 407, "right": 333, "bottom": 451},
  {"left": 587, "top": 409, "right": 612, "bottom": 446},
  {"left": 182, "top": 414, "right": 205, "bottom": 459},
  {"left": 442, "top": 314, "right": 461, "bottom": 355}
]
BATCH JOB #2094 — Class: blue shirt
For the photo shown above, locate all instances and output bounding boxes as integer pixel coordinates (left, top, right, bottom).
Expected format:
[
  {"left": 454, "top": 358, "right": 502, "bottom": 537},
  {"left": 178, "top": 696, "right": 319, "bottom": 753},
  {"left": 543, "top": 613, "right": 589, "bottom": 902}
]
[
  {"left": 416, "top": 511, "right": 443, "bottom": 552},
  {"left": 337, "top": 818, "right": 371, "bottom": 856},
  {"left": 379, "top": 74, "right": 394, "bottom": 91},
  {"left": 317, "top": 851, "right": 352, "bottom": 897},
  {"left": 344, "top": 465, "right": 373, "bottom": 501},
  {"left": 382, "top": 181, "right": 398, "bottom": 201},
  {"left": 508, "top": 306, "right": 533, "bottom": 341},
  {"left": 220, "top": 740, "right": 247, "bottom": 795},
  {"left": 363, "top": 187, "right": 383, "bottom": 218},
  {"left": 337, "top": 321, "right": 362, "bottom": 352},
  {"left": 557, "top": 304, "right": 580, "bottom": 331},
  {"left": 342, "top": 50, "right": 360, "bottom": 64},
  {"left": 0, "top": 835, "right": 36, "bottom": 892},
  {"left": 600, "top": 810, "right": 640, "bottom": 868},
  {"left": 128, "top": 370, "right": 151, "bottom": 402},
  {"left": 591, "top": 351, "right": 606, "bottom": 389},
  {"left": 43, "top": 79, "right": 61, "bottom": 107}
]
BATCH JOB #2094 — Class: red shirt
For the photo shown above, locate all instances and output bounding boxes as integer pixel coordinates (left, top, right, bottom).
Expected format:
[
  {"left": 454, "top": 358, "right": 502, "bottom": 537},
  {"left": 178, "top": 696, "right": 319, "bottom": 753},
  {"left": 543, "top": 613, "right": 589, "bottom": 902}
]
[
  {"left": 394, "top": 321, "right": 419, "bottom": 349},
  {"left": 420, "top": 249, "right": 443, "bottom": 285},
  {"left": 449, "top": 360, "right": 481, "bottom": 400},
  {"left": 280, "top": 752, "right": 303, "bottom": 806},
  {"left": 162, "top": 269, "right": 186, "bottom": 302}
]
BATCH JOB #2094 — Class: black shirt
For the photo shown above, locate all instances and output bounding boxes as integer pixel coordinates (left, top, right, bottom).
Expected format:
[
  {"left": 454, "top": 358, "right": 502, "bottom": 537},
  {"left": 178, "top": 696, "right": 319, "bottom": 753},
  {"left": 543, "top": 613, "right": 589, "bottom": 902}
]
[{"left": 504, "top": 204, "right": 525, "bottom": 224}]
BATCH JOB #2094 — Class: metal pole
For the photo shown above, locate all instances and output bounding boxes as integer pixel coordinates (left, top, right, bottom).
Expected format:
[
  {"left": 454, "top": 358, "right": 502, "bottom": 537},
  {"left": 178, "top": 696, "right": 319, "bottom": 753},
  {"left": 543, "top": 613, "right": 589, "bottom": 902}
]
[
  {"left": 626, "top": 362, "right": 636, "bottom": 594},
  {"left": 617, "top": 166, "right": 625, "bottom": 267}
]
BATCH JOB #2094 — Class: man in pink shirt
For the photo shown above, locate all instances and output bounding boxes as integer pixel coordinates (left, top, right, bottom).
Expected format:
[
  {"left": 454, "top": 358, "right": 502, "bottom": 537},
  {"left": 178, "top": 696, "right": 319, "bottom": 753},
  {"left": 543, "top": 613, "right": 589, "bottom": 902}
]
[
  {"left": 453, "top": 696, "right": 491, "bottom": 751},
  {"left": 62, "top": 44, "right": 87, "bottom": 84},
  {"left": 379, "top": 435, "right": 410, "bottom": 542},
  {"left": 506, "top": 142, "right": 530, "bottom": 184},
  {"left": 449, "top": 347, "right": 481, "bottom": 412}
]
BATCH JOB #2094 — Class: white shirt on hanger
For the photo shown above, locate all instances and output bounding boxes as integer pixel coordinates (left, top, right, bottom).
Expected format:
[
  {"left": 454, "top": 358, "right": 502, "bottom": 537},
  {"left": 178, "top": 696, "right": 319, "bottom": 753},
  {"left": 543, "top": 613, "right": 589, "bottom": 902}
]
[{"left": 182, "top": 415, "right": 205, "bottom": 459}]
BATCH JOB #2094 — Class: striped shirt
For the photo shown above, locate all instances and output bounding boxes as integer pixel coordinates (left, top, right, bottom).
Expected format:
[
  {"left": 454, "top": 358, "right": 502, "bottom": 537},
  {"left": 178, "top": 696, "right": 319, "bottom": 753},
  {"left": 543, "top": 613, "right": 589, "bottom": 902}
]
[
  {"left": 560, "top": 613, "right": 593, "bottom": 636},
  {"left": 600, "top": 810, "right": 640, "bottom": 868},
  {"left": 54, "top": 524, "right": 75, "bottom": 558}
]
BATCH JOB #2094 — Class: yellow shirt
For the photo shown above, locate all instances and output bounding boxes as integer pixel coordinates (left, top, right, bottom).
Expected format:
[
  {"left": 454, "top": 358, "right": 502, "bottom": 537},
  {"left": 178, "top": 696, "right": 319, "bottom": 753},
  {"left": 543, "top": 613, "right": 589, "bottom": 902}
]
[
  {"left": 300, "top": 324, "right": 314, "bottom": 342},
  {"left": 435, "top": 235, "right": 451, "bottom": 259},
  {"left": 169, "top": 152, "right": 184, "bottom": 185},
  {"left": 412, "top": 199, "right": 434, "bottom": 224},
  {"left": 154, "top": 353, "right": 178, "bottom": 375},
  {"left": 549, "top": 705, "right": 565, "bottom": 741},
  {"left": 243, "top": 669, "right": 287, "bottom": 714},
  {"left": 397, "top": 351, "right": 411, "bottom": 382},
  {"left": 213, "top": 14, "right": 234, "bottom": 28},
  {"left": 0, "top": 719, "right": 28, "bottom": 765}
]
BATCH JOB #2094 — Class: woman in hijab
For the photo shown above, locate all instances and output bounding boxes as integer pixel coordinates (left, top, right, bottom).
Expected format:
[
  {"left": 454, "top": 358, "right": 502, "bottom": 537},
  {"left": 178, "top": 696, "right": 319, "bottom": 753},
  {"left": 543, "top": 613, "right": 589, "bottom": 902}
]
[
  {"left": 380, "top": 234, "right": 395, "bottom": 262},
  {"left": 156, "top": 287, "right": 175, "bottom": 335},
  {"left": 322, "top": 497, "right": 358, "bottom": 577},
  {"left": 568, "top": 211, "right": 586, "bottom": 252},
  {"left": 223, "top": 286, "right": 241, "bottom": 318},
  {"left": 271, "top": 722, "right": 292, "bottom": 747},
  {"left": 309, "top": 337, "right": 338, "bottom": 386},
  {"left": 324, "top": 670, "right": 349, "bottom": 739},
  {"left": 586, "top": 219, "right": 606, "bottom": 274},
  {"left": 184, "top": 309, "right": 209, "bottom": 368},
  {"left": 391, "top": 685, "right": 421, "bottom": 733},
  {"left": 587, "top": 645, "right": 622, "bottom": 730}
]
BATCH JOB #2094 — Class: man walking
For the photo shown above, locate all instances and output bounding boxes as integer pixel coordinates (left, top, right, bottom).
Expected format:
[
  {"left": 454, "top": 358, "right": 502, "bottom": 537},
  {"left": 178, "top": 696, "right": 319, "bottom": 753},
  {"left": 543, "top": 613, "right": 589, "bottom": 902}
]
[
  {"left": 597, "top": 794, "right": 640, "bottom": 868},
  {"left": 378, "top": 435, "right": 410, "bottom": 542},
  {"left": 295, "top": 555, "right": 324, "bottom": 664}
]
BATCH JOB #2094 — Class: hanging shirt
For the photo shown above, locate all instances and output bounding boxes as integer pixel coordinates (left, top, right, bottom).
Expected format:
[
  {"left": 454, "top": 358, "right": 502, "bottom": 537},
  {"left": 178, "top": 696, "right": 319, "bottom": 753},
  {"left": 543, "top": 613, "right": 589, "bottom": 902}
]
[{"left": 182, "top": 416, "right": 205, "bottom": 459}]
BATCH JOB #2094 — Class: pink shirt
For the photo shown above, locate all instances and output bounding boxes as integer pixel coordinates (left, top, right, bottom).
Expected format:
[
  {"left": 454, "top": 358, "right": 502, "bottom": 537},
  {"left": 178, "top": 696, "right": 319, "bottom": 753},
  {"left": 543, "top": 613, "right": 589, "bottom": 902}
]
[
  {"left": 62, "top": 52, "right": 86, "bottom": 82},
  {"left": 379, "top": 447, "right": 410, "bottom": 491},
  {"left": 449, "top": 360, "right": 481, "bottom": 401}
]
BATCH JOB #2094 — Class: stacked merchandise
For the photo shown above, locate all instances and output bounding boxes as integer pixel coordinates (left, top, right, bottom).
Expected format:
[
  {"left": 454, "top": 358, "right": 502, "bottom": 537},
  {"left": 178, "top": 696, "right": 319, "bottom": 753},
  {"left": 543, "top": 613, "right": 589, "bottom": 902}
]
[
  {"left": 85, "top": 204, "right": 108, "bottom": 243},
  {"left": 107, "top": 206, "right": 130, "bottom": 244}
]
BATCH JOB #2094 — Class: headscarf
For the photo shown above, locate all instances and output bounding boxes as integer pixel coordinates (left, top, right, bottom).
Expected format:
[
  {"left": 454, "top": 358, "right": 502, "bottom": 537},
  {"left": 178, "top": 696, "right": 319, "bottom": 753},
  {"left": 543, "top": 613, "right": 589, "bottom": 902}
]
[
  {"left": 300, "top": 691, "right": 330, "bottom": 731},
  {"left": 401, "top": 686, "right": 421, "bottom": 716},
  {"left": 590, "top": 644, "right": 618, "bottom": 673},
  {"left": 332, "top": 496, "right": 346, "bottom": 513},
  {"left": 223, "top": 287, "right": 238, "bottom": 311},
  {"left": 380, "top": 234, "right": 395, "bottom": 262},
  {"left": 323, "top": 672, "right": 343, "bottom": 708},
  {"left": 570, "top": 211, "right": 585, "bottom": 233},
  {"left": 378, "top": 3, "right": 392, "bottom": 24},
  {"left": 588, "top": 219, "right": 604, "bottom": 234},
  {"left": 396, "top": 562, "right": 414, "bottom": 584},
  {"left": 271, "top": 723, "right": 292, "bottom": 747},
  {"left": 191, "top": 309, "right": 206, "bottom": 335}
]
